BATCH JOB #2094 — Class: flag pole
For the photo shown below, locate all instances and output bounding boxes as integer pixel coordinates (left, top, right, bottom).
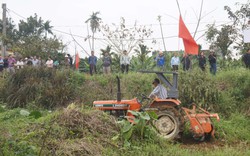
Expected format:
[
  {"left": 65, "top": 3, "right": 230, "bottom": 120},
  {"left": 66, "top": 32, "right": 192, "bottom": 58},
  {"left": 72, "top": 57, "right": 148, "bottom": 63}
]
[
  {"left": 176, "top": 0, "right": 182, "bottom": 16},
  {"left": 176, "top": 0, "right": 182, "bottom": 50},
  {"left": 176, "top": 0, "right": 186, "bottom": 70}
]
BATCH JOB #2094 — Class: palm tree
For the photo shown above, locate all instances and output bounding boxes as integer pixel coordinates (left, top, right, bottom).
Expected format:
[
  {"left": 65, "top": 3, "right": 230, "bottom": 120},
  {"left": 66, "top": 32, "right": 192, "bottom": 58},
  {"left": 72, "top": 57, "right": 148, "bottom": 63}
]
[
  {"left": 43, "top": 21, "right": 53, "bottom": 39},
  {"left": 85, "top": 12, "right": 101, "bottom": 51},
  {"left": 132, "top": 44, "right": 154, "bottom": 70},
  {"left": 100, "top": 45, "right": 112, "bottom": 56}
]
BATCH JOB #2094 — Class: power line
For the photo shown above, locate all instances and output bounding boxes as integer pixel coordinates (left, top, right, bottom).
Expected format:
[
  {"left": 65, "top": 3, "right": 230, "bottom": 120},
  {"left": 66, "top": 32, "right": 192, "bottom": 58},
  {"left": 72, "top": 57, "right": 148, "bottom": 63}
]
[
  {"left": 7, "top": 7, "right": 230, "bottom": 28},
  {"left": 7, "top": 8, "right": 26, "bottom": 20},
  {"left": 52, "top": 21, "right": 230, "bottom": 28},
  {"left": 5, "top": 7, "right": 233, "bottom": 42}
]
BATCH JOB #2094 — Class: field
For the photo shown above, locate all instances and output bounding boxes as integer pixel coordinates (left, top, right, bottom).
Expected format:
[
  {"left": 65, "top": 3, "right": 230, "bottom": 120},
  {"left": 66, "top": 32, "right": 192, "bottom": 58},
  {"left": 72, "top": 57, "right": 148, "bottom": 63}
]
[{"left": 0, "top": 67, "right": 249, "bottom": 156}]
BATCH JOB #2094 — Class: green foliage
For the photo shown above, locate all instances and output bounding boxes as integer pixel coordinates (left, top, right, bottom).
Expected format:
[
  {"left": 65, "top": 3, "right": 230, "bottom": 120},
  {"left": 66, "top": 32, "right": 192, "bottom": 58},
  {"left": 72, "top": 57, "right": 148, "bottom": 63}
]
[
  {"left": 0, "top": 107, "right": 119, "bottom": 156},
  {"left": 116, "top": 110, "right": 157, "bottom": 147},
  {"left": 215, "top": 68, "right": 250, "bottom": 115},
  {"left": 0, "top": 13, "right": 63, "bottom": 58},
  {"left": 0, "top": 67, "right": 85, "bottom": 109},
  {"left": 178, "top": 69, "right": 219, "bottom": 109},
  {"left": 214, "top": 113, "right": 250, "bottom": 142},
  {"left": 0, "top": 18, "right": 19, "bottom": 48},
  {"left": 29, "top": 110, "right": 42, "bottom": 119},
  {"left": 205, "top": 24, "right": 237, "bottom": 59}
]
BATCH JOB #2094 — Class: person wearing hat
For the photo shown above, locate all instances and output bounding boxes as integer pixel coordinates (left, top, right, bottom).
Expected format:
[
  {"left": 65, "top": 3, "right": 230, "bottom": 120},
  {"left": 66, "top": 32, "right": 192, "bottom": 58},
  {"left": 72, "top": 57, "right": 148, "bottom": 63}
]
[
  {"left": 149, "top": 78, "right": 168, "bottom": 99},
  {"left": 155, "top": 51, "right": 165, "bottom": 70}
]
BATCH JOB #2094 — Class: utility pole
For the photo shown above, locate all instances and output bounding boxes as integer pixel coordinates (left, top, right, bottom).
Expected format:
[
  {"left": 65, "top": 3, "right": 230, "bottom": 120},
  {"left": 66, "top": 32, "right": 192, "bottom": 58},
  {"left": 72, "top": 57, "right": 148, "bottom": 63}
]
[
  {"left": 157, "top": 15, "right": 167, "bottom": 52},
  {"left": 1, "top": 3, "right": 6, "bottom": 57}
]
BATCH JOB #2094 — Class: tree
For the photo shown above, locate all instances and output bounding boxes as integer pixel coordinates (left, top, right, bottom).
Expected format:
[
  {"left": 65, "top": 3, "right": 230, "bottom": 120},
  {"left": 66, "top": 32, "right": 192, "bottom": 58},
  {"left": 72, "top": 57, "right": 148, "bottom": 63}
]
[
  {"left": 18, "top": 14, "right": 44, "bottom": 37},
  {"left": 85, "top": 12, "right": 102, "bottom": 51},
  {"left": 101, "top": 17, "right": 153, "bottom": 55},
  {"left": 0, "top": 18, "right": 18, "bottom": 50},
  {"left": 131, "top": 44, "right": 154, "bottom": 71},
  {"left": 205, "top": 24, "right": 237, "bottom": 59},
  {"left": 42, "top": 21, "right": 53, "bottom": 39},
  {"left": 11, "top": 14, "right": 63, "bottom": 57},
  {"left": 100, "top": 45, "right": 112, "bottom": 56},
  {"left": 224, "top": 1, "right": 250, "bottom": 30},
  {"left": 224, "top": 1, "right": 250, "bottom": 51}
]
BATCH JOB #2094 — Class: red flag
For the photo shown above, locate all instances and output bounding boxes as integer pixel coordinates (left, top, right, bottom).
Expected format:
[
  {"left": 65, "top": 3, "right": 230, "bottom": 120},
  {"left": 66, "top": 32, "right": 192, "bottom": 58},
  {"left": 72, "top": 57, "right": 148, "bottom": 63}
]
[
  {"left": 75, "top": 53, "right": 80, "bottom": 69},
  {"left": 178, "top": 15, "right": 199, "bottom": 55}
]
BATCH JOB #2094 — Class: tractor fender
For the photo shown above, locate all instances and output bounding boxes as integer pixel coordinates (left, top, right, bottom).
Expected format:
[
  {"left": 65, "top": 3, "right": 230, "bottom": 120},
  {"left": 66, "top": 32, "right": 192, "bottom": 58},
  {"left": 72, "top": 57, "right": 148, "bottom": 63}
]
[{"left": 149, "top": 98, "right": 181, "bottom": 109}]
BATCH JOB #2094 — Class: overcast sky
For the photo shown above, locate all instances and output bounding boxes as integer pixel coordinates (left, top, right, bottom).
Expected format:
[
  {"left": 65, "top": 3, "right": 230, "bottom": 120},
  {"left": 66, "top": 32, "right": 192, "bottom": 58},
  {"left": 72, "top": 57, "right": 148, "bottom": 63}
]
[{"left": 1, "top": 0, "right": 247, "bottom": 57}]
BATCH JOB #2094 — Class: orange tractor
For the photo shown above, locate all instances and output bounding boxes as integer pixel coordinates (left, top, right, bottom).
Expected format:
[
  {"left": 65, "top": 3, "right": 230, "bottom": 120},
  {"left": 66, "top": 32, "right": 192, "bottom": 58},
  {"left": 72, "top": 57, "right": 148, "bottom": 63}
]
[{"left": 93, "top": 71, "right": 219, "bottom": 141}]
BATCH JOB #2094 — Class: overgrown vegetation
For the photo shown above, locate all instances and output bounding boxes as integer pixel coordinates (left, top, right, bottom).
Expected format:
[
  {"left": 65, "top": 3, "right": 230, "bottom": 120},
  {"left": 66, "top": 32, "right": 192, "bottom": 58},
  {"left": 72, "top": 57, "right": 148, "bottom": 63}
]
[
  {"left": 0, "top": 67, "right": 249, "bottom": 155},
  {"left": 0, "top": 67, "right": 85, "bottom": 109}
]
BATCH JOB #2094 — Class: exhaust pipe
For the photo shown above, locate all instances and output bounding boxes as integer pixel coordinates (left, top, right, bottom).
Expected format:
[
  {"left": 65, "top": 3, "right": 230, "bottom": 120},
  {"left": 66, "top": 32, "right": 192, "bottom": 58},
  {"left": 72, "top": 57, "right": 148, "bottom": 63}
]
[{"left": 116, "top": 76, "right": 121, "bottom": 101}]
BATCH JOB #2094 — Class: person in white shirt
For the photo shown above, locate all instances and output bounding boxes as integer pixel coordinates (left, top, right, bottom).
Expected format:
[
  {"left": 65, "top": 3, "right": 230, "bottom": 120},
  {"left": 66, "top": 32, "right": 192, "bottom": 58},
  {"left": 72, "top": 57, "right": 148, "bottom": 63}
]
[
  {"left": 46, "top": 57, "right": 53, "bottom": 68},
  {"left": 171, "top": 52, "right": 180, "bottom": 71},
  {"left": 149, "top": 78, "right": 168, "bottom": 99},
  {"left": 120, "top": 50, "right": 130, "bottom": 73},
  {"left": 32, "top": 56, "right": 39, "bottom": 66},
  {"left": 16, "top": 58, "right": 24, "bottom": 69}
]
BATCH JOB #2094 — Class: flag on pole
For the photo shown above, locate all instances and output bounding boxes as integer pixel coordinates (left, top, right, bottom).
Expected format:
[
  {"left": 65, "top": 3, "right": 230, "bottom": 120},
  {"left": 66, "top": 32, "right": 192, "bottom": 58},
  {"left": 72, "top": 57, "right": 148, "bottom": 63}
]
[
  {"left": 75, "top": 53, "right": 80, "bottom": 69},
  {"left": 178, "top": 15, "right": 199, "bottom": 55}
]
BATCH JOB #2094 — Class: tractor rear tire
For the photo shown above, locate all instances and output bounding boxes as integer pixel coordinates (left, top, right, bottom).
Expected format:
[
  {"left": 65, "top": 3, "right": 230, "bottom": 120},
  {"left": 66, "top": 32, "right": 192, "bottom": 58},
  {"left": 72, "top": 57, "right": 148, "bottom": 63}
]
[{"left": 153, "top": 110, "right": 182, "bottom": 140}]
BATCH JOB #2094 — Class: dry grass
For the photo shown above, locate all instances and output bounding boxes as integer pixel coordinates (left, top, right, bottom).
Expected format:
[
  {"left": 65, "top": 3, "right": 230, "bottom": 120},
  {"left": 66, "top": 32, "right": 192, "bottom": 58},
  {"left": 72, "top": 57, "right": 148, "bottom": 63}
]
[{"left": 38, "top": 108, "right": 120, "bottom": 155}]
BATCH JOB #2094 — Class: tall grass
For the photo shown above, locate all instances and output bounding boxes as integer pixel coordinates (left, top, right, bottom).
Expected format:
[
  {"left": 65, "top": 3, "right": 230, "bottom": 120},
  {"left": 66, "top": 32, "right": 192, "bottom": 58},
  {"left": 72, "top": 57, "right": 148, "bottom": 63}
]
[
  {"left": 0, "top": 67, "right": 249, "bottom": 116},
  {"left": 0, "top": 67, "right": 85, "bottom": 109}
]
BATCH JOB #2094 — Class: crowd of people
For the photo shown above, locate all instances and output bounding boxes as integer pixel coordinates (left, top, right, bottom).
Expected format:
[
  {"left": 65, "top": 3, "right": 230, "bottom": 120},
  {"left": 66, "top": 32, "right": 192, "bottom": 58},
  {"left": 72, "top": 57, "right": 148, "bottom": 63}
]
[
  {"left": 155, "top": 51, "right": 219, "bottom": 74},
  {"left": 87, "top": 49, "right": 250, "bottom": 76},
  {"left": 0, "top": 54, "right": 74, "bottom": 75},
  {"left": 88, "top": 50, "right": 130, "bottom": 76},
  {"left": 1, "top": 48, "right": 249, "bottom": 76}
]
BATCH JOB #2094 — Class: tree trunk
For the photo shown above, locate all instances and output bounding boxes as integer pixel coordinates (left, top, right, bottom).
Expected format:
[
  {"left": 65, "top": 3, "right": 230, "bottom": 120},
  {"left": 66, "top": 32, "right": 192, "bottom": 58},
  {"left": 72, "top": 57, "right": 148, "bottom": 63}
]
[
  {"left": 86, "top": 24, "right": 92, "bottom": 51},
  {"left": 92, "top": 32, "right": 95, "bottom": 51}
]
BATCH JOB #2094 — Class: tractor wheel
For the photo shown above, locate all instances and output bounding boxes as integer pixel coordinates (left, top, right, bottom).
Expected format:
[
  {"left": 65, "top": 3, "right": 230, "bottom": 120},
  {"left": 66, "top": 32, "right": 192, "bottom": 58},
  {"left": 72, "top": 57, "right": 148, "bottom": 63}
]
[{"left": 152, "top": 110, "right": 181, "bottom": 140}]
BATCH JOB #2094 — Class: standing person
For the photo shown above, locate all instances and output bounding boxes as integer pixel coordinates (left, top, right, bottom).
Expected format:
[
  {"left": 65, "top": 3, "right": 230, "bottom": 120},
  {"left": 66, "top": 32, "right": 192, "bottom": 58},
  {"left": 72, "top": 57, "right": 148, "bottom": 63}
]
[
  {"left": 26, "top": 56, "right": 33, "bottom": 66},
  {"left": 0, "top": 56, "right": 4, "bottom": 75},
  {"left": 181, "top": 53, "right": 191, "bottom": 71},
  {"left": 170, "top": 52, "right": 180, "bottom": 71},
  {"left": 7, "top": 55, "right": 16, "bottom": 74},
  {"left": 102, "top": 52, "right": 112, "bottom": 74},
  {"left": 120, "top": 50, "right": 130, "bottom": 73},
  {"left": 243, "top": 48, "right": 250, "bottom": 69},
  {"left": 208, "top": 51, "right": 217, "bottom": 75},
  {"left": 198, "top": 52, "right": 206, "bottom": 71},
  {"left": 46, "top": 57, "right": 54, "bottom": 68},
  {"left": 88, "top": 51, "right": 97, "bottom": 75},
  {"left": 16, "top": 58, "right": 24, "bottom": 70},
  {"left": 53, "top": 58, "right": 59, "bottom": 69},
  {"left": 67, "top": 54, "right": 73, "bottom": 67},
  {"left": 3, "top": 56, "right": 9, "bottom": 70},
  {"left": 32, "top": 56, "right": 39, "bottom": 67},
  {"left": 155, "top": 51, "right": 165, "bottom": 70},
  {"left": 37, "top": 57, "right": 42, "bottom": 66}
]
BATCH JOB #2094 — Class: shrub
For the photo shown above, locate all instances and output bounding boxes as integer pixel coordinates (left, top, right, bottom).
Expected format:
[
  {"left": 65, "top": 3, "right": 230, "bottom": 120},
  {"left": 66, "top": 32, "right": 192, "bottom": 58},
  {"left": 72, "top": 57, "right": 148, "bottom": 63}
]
[
  {"left": 178, "top": 69, "right": 219, "bottom": 110},
  {"left": 215, "top": 68, "right": 250, "bottom": 115},
  {"left": 0, "top": 67, "right": 85, "bottom": 109}
]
